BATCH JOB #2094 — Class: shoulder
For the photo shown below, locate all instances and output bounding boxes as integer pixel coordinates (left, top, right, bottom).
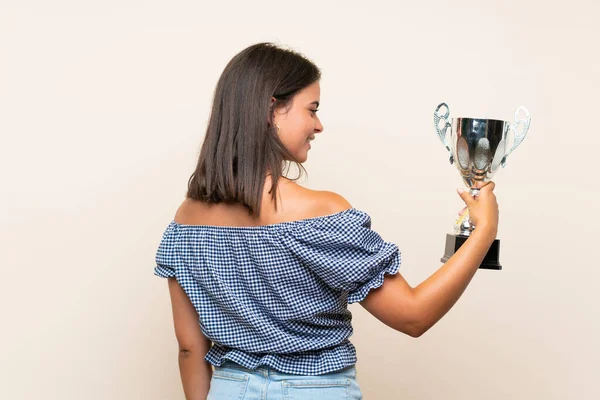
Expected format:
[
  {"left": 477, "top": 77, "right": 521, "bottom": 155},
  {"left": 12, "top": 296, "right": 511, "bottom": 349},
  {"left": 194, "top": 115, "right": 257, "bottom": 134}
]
[
  {"left": 312, "top": 190, "right": 353, "bottom": 215},
  {"left": 173, "top": 197, "right": 197, "bottom": 224},
  {"left": 172, "top": 181, "right": 355, "bottom": 225},
  {"left": 282, "top": 181, "right": 353, "bottom": 218}
]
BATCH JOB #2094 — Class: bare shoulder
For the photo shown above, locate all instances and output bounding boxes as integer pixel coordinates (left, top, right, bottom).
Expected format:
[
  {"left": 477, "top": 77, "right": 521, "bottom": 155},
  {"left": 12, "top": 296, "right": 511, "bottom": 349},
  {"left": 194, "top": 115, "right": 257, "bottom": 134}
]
[
  {"left": 172, "top": 181, "right": 353, "bottom": 226},
  {"left": 173, "top": 198, "right": 200, "bottom": 224},
  {"left": 313, "top": 190, "right": 353, "bottom": 214},
  {"left": 285, "top": 182, "right": 352, "bottom": 218}
]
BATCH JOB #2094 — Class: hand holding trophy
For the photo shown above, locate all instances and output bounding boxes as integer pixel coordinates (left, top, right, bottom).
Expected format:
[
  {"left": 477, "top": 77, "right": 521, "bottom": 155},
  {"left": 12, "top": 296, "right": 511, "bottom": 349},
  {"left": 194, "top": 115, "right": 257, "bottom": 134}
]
[{"left": 434, "top": 103, "right": 531, "bottom": 270}]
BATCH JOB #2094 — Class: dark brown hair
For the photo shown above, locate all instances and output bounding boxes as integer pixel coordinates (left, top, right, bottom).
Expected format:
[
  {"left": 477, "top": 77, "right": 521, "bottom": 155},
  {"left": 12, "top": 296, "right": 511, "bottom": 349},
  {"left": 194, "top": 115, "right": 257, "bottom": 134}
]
[{"left": 186, "top": 42, "right": 321, "bottom": 216}]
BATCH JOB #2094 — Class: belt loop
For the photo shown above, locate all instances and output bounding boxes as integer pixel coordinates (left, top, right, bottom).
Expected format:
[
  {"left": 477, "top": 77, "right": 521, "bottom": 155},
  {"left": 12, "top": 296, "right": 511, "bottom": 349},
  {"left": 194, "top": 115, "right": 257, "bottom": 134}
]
[{"left": 255, "top": 366, "right": 267, "bottom": 378}]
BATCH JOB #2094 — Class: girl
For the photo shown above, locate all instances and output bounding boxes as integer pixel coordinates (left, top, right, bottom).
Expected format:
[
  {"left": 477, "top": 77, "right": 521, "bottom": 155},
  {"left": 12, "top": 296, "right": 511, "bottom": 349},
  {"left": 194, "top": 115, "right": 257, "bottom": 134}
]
[{"left": 154, "top": 42, "right": 498, "bottom": 399}]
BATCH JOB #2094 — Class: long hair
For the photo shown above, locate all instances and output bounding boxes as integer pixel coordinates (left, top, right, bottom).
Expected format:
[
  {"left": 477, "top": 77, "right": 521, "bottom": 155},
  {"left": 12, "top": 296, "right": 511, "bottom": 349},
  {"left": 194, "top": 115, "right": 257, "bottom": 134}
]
[{"left": 186, "top": 42, "right": 321, "bottom": 216}]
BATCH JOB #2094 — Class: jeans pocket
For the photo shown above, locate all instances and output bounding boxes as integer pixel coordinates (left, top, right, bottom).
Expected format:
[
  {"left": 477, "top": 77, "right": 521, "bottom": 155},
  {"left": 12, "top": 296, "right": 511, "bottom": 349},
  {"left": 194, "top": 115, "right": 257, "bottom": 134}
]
[
  {"left": 282, "top": 378, "right": 350, "bottom": 400},
  {"left": 207, "top": 370, "right": 250, "bottom": 400}
]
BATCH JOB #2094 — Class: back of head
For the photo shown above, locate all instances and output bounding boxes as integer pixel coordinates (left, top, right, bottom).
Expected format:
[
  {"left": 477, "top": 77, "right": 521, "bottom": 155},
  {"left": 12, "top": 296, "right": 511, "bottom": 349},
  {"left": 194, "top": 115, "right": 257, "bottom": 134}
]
[{"left": 187, "top": 42, "right": 321, "bottom": 216}]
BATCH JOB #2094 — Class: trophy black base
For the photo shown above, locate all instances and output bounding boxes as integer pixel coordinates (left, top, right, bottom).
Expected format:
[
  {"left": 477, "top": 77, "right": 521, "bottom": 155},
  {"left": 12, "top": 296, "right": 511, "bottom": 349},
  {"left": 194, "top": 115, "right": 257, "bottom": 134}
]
[{"left": 441, "top": 234, "right": 502, "bottom": 270}]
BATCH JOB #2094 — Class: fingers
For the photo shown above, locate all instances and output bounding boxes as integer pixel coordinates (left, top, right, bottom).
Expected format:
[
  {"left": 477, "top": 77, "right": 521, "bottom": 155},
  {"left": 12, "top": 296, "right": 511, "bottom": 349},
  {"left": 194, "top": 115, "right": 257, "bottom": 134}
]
[
  {"left": 458, "top": 181, "right": 496, "bottom": 209},
  {"left": 480, "top": 181, "right": 496, "bottom": 194},
  {"left": 457, "top": 188, "right": 475, "bottom": 207}
]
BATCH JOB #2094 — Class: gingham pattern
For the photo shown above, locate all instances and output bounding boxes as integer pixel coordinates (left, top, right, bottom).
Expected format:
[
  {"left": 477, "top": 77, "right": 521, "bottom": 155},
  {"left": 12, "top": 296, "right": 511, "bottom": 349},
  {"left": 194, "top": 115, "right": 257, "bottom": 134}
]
[{"left": 154, "top": 208, "right": 401, "bottom": 375}]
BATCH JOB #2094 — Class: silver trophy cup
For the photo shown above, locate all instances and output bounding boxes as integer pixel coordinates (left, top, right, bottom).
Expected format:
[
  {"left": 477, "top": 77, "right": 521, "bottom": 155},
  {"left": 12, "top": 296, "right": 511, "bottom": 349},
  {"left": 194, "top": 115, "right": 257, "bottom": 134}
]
[{"left": 434, "top": 102, "right": 531, "bottom": 269}]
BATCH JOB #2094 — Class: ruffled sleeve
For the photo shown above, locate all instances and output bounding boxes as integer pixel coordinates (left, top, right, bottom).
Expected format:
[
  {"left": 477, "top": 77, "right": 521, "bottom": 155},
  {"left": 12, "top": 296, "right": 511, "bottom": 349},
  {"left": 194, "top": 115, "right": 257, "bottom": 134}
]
[
  {"left": 283, "top": 208, "right": 401, "bottom": 304},
  {"left": 154, "top": 221, "right": 181, "bottom": 279}
]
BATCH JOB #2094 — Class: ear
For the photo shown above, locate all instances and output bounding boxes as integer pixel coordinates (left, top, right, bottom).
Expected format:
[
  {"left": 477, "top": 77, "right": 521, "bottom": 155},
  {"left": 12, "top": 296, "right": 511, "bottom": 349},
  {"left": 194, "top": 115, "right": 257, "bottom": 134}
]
[{"left": 268, "top": 97, "right": 277, "bottom": 126}]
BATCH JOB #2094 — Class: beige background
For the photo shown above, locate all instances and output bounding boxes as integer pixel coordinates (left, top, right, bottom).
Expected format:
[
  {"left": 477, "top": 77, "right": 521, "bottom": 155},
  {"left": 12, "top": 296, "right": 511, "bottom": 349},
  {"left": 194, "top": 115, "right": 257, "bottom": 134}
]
[{"left": 2, "top": 1, "right": 599, "bottom": 399}]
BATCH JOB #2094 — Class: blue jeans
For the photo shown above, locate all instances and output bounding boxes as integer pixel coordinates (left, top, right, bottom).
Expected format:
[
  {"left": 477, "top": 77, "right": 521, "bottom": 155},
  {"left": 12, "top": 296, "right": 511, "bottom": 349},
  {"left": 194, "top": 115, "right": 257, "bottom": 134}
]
[{"left": 207, "top": 361, "right": 363, "bottom": 399}]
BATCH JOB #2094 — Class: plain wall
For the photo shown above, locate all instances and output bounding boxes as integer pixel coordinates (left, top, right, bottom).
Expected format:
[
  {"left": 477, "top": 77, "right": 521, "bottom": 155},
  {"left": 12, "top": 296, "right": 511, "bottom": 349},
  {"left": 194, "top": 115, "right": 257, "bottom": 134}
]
[{"left": 1, "top": 0, "right": 599, "bottom": 399}]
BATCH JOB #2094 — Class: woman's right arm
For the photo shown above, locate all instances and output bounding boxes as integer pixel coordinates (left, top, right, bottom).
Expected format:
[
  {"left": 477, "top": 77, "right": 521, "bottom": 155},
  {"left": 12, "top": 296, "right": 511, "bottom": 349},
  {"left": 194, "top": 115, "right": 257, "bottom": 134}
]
[
  {"left": 359, "top": 182, "right": 499, "bottom": 337},
  {"left": 167, "top": 277, "right": 213, "bottom": 399}
]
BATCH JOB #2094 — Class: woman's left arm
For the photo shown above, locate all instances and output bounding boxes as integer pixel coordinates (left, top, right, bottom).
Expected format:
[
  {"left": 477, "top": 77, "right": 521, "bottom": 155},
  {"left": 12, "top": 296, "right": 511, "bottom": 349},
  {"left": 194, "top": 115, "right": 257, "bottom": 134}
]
[{"left": 168, "top": 277, "right": 213, "bottom": 400}]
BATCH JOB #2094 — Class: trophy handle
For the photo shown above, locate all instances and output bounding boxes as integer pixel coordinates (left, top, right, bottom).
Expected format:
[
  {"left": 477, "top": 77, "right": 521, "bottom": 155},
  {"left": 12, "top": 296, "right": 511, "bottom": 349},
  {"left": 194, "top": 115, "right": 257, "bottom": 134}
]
[
  {"left": 434, "top": 102, "right": 454, "bottom": 164},
  {"left": 502, "top": 106, "right": 531, "bottom": 167}
]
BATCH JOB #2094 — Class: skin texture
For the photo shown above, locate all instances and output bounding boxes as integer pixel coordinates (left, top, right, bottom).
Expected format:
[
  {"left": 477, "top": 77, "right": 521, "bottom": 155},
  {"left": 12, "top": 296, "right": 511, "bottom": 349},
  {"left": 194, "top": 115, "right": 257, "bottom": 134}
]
[
  {"left": 272, "top": 81, "right": 323, "bottom": 163},
  {"left": 165, "top": 81, "right": 500, "bottom": 399},
  {"left": 168, "top": 277, "right": 213, "bottom": 400}
]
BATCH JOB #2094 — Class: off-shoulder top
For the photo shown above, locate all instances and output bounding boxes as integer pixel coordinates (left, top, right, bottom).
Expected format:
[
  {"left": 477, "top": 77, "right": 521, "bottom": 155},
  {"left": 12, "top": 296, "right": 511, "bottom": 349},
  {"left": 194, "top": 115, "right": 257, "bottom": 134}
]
[{"left": 154, "top": 208, "right": 401, "bottom": 375}]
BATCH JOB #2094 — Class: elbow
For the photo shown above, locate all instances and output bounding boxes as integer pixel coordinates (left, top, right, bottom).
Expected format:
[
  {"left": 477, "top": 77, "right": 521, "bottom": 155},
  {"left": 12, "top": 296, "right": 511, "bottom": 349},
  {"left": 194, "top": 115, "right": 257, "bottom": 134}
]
[
  {"left": 177, "top": 341, "right": 194, "bottom": 353},
  {"left": 177, "top": 339, "right": 211, "bottom": 355},
  {"left": 391, "top": 319, "right": 429, "bottom": 338},
  {"left": 400, "top": 321, "right": 427, "bottom": 338},
  {"left": 407, "top": 324, "right": 429, "bottom": 338},
  {"left": 400, "top": 303, "right": 433, "bottom": 338},
  {"left": 175, "top": 334, "right": 212, "bottom": 355},
  {"left": 177, "top": 346, "right": 209, "bottom": 363},
  {"left": 178, "top": 345, "right": 197, "bottom": 357},
  {"left": 404, "top": 293, "right": 439, "bottom": 338}
]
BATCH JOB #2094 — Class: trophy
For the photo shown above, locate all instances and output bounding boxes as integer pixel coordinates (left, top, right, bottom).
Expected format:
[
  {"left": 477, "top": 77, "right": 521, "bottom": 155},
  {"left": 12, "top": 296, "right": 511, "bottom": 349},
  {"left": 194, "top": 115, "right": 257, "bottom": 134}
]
[{"left": 434, "top": 103, "right": 531, "bottom": 270}]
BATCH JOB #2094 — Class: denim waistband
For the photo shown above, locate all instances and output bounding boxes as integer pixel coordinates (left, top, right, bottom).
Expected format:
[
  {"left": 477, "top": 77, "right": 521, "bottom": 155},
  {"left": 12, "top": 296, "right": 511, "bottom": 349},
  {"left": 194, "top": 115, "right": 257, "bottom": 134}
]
[{"left": 217, "top": 360, "right": 357, "bottom": 379}]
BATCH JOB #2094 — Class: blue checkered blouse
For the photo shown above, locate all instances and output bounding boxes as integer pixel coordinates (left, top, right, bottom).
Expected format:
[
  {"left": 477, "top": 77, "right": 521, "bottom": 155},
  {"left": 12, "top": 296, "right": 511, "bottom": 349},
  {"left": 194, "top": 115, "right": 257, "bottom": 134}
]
[{"left": 154, "top": 207, "right": 401, "bottom": 375}]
